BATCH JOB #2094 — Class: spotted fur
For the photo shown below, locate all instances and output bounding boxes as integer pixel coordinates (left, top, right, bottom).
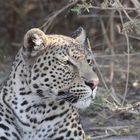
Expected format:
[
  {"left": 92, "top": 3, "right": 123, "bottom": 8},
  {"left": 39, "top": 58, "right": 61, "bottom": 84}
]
[{"left": 0, "top": 27, "right": 99, "bottom": 140}]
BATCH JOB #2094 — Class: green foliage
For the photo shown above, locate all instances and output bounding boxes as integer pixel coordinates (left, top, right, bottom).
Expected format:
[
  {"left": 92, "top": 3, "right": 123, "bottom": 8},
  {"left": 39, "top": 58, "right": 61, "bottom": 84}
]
[
  {"left": 70, "top": 6, "right": 82, "bottom": 15},
  {"left": 70, "top": 2, "right": 93, "bottom": 15}
]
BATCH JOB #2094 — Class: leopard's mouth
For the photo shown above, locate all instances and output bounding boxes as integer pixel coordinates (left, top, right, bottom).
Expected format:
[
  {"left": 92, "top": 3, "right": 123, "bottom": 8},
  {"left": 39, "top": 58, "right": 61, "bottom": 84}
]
[
  {"left": 78, "top": 86, "right": 97, "bottom": 101},
  {"left": 57, "top": 86, "right": 97, "bottom": 106},
  {"left": 72, "top": 87, "right": 97, "bottom": 109},
  {"left": 57, "top": 90, "right": 79, "bottom": 103},
  {"left": 91, "top": 86, "right": 97, "bottom": 99}
]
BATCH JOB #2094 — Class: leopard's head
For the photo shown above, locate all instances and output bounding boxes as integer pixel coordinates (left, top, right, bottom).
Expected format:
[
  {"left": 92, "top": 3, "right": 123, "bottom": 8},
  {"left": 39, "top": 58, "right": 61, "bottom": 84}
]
[{"left": 22, "top": 27, "right": 99, "bottom": 109}]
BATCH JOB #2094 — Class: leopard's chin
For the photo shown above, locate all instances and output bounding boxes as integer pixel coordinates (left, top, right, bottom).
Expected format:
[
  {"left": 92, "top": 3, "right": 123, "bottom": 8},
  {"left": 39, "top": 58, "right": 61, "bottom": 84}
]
[
  {"left": 72, "top": 86, "right": 97, "bottom": 109},
  {"left": 73, "top": 97, "right": 92, "bottom": 109}
]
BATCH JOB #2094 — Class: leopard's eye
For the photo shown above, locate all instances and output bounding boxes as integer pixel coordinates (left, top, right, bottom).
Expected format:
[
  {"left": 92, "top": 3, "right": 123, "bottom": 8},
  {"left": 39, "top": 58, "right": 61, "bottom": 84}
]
[
  {"left": 87, "top": 59, "right": 92, "bottom": 65},
  {"left": 54, "top": 57, "right": 72, "bottom": 65},
  {"left": 63, "top": 60, "right": 72, "bottom": 65}
]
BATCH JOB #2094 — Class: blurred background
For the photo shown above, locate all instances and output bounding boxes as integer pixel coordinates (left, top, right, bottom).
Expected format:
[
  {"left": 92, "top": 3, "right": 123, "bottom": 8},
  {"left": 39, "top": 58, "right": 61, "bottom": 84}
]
[{"left": 0, "top": 0, "right": 140, "bottom": 139}]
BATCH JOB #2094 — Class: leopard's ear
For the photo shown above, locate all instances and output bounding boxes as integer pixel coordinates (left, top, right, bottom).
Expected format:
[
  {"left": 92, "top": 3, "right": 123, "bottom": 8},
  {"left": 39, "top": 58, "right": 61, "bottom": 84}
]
[
  {"left": 23, "top": 28, "right": 46, "bottom": 57},
  {"left": 71, "top": 27, "right": 86, "bottom": 45}
]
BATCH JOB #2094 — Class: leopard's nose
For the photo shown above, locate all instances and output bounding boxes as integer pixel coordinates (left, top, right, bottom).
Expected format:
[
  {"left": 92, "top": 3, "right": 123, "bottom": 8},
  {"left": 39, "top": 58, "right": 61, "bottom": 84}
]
[{"left": 85, "top": 80, "right": 99, "bottom": 90}]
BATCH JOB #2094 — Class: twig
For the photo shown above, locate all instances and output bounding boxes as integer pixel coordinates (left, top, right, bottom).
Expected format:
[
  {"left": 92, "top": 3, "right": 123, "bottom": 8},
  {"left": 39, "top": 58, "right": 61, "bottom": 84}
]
[
  {"left": 118, "top": 9, "right": 130, "bottom": 106},
  {"left": 109, "top": 10, "right": 115, "bottom": 84},
  {"left": 88, "top": 125, "right": 139, "bottom": 131},
  {"left": 90, "top": 6, "right": 140, "bottom": 11},
  {"left": 87, "top": 39, "right": 109, "bottom": 92},
  {"left": 78, "top": 14, "right": 128, "bottom": 19},
  {"left": 94, "top": 52, "right": 140, "bottom": 58},
  {"left": 100, "top": 19, "right": 112, "bottom": 52},
  {"left": 40, "top": 0, "right": 80, "bottom": 33},
  {"left": 121, "top": 33, "right": 140, "bottom": 41},
  {"left": 113, "top": 101, "right": 140, "bottom": 114},
  {"left": 121, "top": 32, "right": 130, "bottom": 106},
  {"left": 90, "top": 133, "right": 110, "bottom": 139},
  {"left": 115, "top": 0, "right": 133, "bottom": 22},
  {"left": 130, "top": 0, "right": 140, "bottom": 15},
  {"left": 95, "top": 65, "right": 136, "bottom": 74},
  {"left": 99, "top": 19, "right": 122, "bottom": 105},
  {"left": 101, "top": 19, "right": 113, "bottom": 79}
]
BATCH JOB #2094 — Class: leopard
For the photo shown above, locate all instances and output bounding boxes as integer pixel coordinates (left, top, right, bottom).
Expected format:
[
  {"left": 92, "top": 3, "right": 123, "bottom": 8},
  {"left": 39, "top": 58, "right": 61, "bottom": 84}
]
[{"left": 0, "top": 27, "right": 99, "bottom": 140}]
